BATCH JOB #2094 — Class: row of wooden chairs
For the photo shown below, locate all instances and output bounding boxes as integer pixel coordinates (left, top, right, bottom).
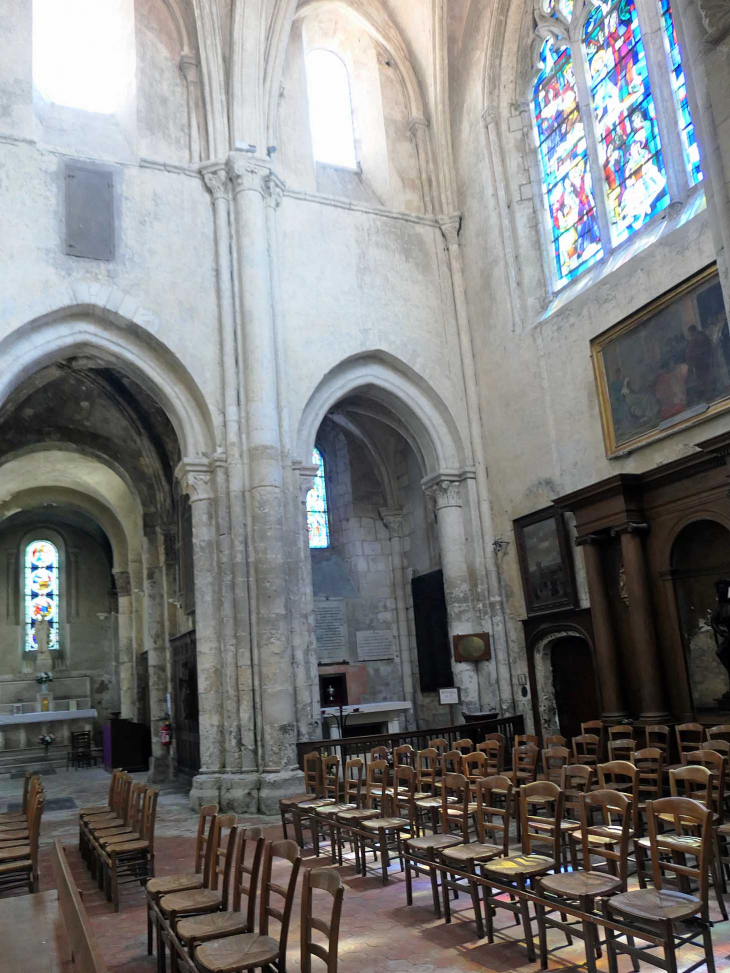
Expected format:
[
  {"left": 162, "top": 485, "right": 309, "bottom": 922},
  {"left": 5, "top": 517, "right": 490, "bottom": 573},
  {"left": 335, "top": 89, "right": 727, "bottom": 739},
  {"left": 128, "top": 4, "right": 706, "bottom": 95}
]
[
  {"left": 148, "top": 805, "right": 343, "bottom": 973},
  {"left": 0, "top": 771, "right": 45, "bottom": 895},
  {"left": 78, "top": 768, "right": 158, "bottom": 911}
]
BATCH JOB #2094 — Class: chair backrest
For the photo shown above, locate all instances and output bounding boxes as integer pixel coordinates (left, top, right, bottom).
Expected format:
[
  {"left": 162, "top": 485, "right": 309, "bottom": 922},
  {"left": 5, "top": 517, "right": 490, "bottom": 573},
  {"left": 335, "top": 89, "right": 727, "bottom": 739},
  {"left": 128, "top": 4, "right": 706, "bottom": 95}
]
[
  {"left": 644, "top": 724, "right": 670, "bottom": 755},
  {"left": 392, "top": 765, "right": 416, "bottom": 820},
  {"left": 512, "top": 743, "right": 539, "bottom": 782},
  {"left": 580, "top": 789, "right": 632, "bottom": 889},
  {"left": 116, "top": 774, "right": 133, "bottom": 821},
  {"left": 476, "top": 738, "right": 503, "bottom": 774},
  {"left": 394, "top": 744, "right": 415, "bottom": 767},
  {"left": 365, "top": 759, "right": 389, "bottom": 808},
  {"left": 441, "top": 773, "right": 470, "bottom": 834},
  {"left": 475, "top": 775, "right": 512, "bottom": 856},
  {"left": 560, "top": 764, "right": 595, "bottom": 815},
  {"left": 707, "top": 724, "right": 730, "bottom": 743},
  {"left": 370, "top": 745, "right": 389, "bottom": 761},
  {"left": 105, "top": 769, "right": 122, "bottom": 809},
  {"left": 193, "top": 804, "right": 219, "bottom": 874},
  {"left": 322, "top": 756, "right": 340, "bottom": 801},
  {"left": 597, "top": 761, "right": 639, "bottom": 827},
  {"left": 71, "top": 730, "right": 92, "bottom": 753},
  {"left": 52, "top": 840, "right": 108, "bottom": 973},
  {"left": 520, "top": 780, "right": 564, "bottom": 862},
  {"left": 26, "top": 774, "right": 43, "bottom": 817},
  {"left": 676, "top": 722, "right": 704, "bottom": 760},
  {"left": 416, "top": 748, "right": 439, "bottom": 793},
  {"left": 703, "top": 739, "right": 730, "bottom": 760},
  {"left": 303, "top": 752, "right": 322, "bottom": 796},
  {"left": 29, "top": 792, "right": 45, "bottom": 866},
  {"left": 207, "top": 813, "right": 238, "bottom": 909},
  {"left": 645, "top": 797, "right": 711, "bottom": 908},
  {"left": 669, "top": 764, "right": 714, "bottom": 811},
  {"left": 515, "top": 733, "right": 540, "bottom": 750},
  {"left": 231, "top": 826, "right": 266, "bottom": 933},
  {"left": 572, "top": 733, "right": 599, "bottom": 765},
  {"left": 686, "top": 750, "right": 725, "bottom": 819},
  {"left": 139, "top": 787, "right": 159, "bottom": 855},
  {"left": 607, "top": 738, "right": 637, "bottom": 762},
  {"left": 635, "top": 748, "right": 664, "bottom": 804},
  {"left": 608, "top": 724, "right": 634, "bottom": 741},
  {"left": 542, "top": 747, "right": 570, "bottom": 785},
  {"left": 342, "top": 758, "right": 364, "bottom": 805},
  {"left": 463, "top": 750, "right": 487, "bottom": 782},
  {"left": 260, "top": 839, "right": 302, "bottom": 961},
  {"left": 581, "top": 721, "right": 604, "bottom": 757},
  {"left": 20, "top": 771, "right": 32, "bottom": 814},
  {"left": 544, "top": 734, "right": 567, "bottom": 749},
  {"left": 453, "top": 738, "right": 474, "bottom": 755},
  {"left": 126, "top": 783, "right": 147, "bottom": 832},
  {"left": 301, "top": 867, "right": 344, "bottom": 973},
  {"left": 441, "top": 749, "right": 463, "bottom": 777},
  {"left": 428, "top": 737, "right": 448, "bottom": 754}
]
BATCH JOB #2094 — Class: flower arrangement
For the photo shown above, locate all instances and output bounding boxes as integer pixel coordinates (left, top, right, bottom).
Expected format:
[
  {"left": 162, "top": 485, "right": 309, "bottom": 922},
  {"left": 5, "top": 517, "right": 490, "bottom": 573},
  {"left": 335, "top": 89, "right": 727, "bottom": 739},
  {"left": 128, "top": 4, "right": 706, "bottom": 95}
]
[
  {"left": 35, "top": 671, "right": 53, "bottom": 686},
  {"left": 38, "top": 733, "right": 55, "bottom": 755}
]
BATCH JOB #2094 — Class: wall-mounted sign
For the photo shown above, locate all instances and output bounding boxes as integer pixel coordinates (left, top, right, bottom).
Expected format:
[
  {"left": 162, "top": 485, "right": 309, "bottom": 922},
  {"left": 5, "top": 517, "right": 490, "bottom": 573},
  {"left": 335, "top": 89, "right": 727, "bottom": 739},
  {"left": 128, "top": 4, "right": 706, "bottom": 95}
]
[
  {"left": 314, "top": 598, "right": 348, "bottom": 664},
  {"left": 439, "top": 687, "right": 459, "bottom": 705},
  {"left": 356, "top": 630, "right": 394, "bottom": 662},
  {"left": 453, "top": 632, "right": 491, "bottom": 663}
]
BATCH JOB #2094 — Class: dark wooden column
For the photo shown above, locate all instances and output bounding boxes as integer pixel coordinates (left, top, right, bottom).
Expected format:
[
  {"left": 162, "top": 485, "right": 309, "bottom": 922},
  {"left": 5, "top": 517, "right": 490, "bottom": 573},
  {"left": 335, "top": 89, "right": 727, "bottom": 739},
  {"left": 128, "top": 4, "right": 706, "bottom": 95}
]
[
  {"left": 614, "top": 522, "right": 669, "bottom": 722},
  {"left": 578, "top": 535, "right": 628, "bottom": 721}
]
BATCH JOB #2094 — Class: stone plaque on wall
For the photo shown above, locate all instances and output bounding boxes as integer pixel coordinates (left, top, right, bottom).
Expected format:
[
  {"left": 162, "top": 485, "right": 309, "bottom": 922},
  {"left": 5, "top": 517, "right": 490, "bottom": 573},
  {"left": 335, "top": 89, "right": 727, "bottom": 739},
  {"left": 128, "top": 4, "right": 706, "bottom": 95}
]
[
  {"left": 356, "top": 630, "right": 395, "bottom": 662},
  {"left": 314, "top": 598, "right": 348, "bottom": 664}
]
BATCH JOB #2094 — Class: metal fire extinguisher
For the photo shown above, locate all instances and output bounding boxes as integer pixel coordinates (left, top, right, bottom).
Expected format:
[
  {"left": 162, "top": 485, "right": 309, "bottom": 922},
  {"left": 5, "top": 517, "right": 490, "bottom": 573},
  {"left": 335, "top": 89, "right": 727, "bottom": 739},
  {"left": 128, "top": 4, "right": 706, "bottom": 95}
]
[{"left": 160, "top": 715, "right": 172, "bottom": 747}]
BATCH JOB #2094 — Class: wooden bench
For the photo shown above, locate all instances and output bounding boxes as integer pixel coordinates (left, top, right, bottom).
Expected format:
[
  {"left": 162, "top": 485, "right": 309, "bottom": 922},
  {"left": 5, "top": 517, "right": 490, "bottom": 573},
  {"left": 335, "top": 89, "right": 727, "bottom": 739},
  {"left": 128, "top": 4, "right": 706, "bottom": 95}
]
[{"left": 0, "top": 839, "right": 110, "bottom": 972}]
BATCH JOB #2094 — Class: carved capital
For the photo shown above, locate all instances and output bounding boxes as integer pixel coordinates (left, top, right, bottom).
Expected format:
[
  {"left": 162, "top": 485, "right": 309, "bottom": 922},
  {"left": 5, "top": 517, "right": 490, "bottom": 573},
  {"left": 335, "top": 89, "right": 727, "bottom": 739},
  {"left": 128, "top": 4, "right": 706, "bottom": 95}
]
[
  {"left": 201, "top": 162, "right": 229, "bottom": 201},
  {"left": 296, "top": 464, "right": 320, "bottom": 503},
  {"left": 176, "top": 458, "right": 215, "bottom": 503},
  {"left": 408, "top": 114, "right": 429, "bottom": 136},
  {"left": 482, "top": 106, "right": 498, "bottom": 127},
  {"left": 114, "top": 570, "right": 132, "bottom": 597},
  {"left": 263, "top": 171, "right": 286, "bottom": 209},
  {"left": 379, "top": 507, "right": 404, "bottom": 538},
  {"left": 424, "top": 477, "right": 463, "bottom": 510},
  {"left": 698, "top": 0, "right": 730, "bottom": 45},
  {"left": 226, "top": 153, "right": 268, "bottom": 196},
  {"left": 438, "top": 214, "right": 462, "bottom": 249},
  {"left": 610, "top": 522, "right": 649, "bottom": 538}
]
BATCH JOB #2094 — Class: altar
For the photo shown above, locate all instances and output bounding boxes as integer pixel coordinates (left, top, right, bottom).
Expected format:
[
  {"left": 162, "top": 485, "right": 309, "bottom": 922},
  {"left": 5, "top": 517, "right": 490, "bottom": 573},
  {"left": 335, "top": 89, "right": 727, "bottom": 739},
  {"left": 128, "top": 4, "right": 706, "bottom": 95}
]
[{"left": 0, "top": 675, "right": 96, "bottom": 750}]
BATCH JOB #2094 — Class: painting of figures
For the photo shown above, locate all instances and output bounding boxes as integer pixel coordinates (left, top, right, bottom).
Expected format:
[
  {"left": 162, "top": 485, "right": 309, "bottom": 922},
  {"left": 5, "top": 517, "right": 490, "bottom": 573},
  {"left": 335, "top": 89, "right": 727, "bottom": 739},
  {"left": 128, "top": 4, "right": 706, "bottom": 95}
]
[
  {"left": 514, "top": 508, "right": 577, "bottom": 616},
  {"left": 592, "top": 265, "right": 730, "bottom": 455}
]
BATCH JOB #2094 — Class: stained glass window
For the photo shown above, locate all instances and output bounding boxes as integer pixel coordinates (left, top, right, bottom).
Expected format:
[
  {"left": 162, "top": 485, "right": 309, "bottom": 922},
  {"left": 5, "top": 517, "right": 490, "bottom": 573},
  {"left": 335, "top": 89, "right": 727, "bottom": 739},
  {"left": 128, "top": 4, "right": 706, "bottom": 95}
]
[
  {"left": 307, "top": 448, "right": 330, "bottom": 549},
  {"left": 534, "top": 38, "right": 603, "bottom": 283},
  {"left": 25, "top": 540, "right": 59, "bottom": 652},
  {"left": 584, "top": 0, "right": 669, "bottom": 245},
  {"left": 659, "top": 0, "right": 702, "bottom": 185},
  {"left": 542, "top": 0, "right": 575, "bottom": 20}
]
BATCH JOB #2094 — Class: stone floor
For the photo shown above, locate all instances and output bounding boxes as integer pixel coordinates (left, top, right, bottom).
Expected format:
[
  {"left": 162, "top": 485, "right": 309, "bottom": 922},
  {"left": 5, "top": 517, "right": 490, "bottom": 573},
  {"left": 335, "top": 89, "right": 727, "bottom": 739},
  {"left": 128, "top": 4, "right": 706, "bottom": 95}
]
[{"left": 2, "top": 766, "right": 730, "bottom": 972}]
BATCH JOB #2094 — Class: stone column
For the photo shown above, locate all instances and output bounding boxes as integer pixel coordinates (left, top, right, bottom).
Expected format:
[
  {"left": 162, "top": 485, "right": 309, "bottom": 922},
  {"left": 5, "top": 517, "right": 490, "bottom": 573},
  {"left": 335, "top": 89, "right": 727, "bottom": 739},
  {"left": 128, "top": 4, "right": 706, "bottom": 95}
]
[
  {"left": 144, "top": 526, "right": 169, "bottom": 781},
  {"left": 177, "top": 460, "right": 225, "bottom": 807},
  {"left": 613, "top": 523, "right": 669, "bottom": 722},
  {"left": 578, "top": 535, "right": 628, "bottom": 721},
  {"left": 293, "top": 464, "right": 323, "bottom": 742},
  {"left": 130, "top": 557, "right": 144, "bottom": 720},
  {"left": 423, "top": 475, "right": 480, "bottom": 713},
  {"left": 159, "top": 527, "right": 179, "bottom": 770},
  {"left": 379, "top": 508, "right": 416, "bottom": 728},
  {"left": 114, "top": 569, "right": 135, "bottom": 720},
  {"left": 408, "top": 116, "right": 435, "bottom": 213},
  {"left": 227, "top": 153, "right": 301, "bottom": 810}
]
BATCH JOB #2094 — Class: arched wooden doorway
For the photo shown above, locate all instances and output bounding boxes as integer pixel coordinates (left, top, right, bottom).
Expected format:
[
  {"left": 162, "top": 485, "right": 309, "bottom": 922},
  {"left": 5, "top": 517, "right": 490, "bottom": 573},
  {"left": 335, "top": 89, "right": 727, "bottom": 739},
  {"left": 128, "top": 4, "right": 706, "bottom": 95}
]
[
  {"left": 671, "top": 519, "right": 730, "bottom": 711},
  {"left": 550, "top": 636, "right": 600, "bottom": 741}
]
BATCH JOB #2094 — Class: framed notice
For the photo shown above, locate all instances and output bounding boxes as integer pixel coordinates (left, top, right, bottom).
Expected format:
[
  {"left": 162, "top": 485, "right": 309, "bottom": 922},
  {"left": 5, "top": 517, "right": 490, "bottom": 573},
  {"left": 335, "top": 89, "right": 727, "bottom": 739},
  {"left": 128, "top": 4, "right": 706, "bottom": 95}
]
[
  {"left": 356, "top": 630, "right": 394, "bottom": 662},
  {"left": 439, "top": 687, "right": 459, "bottom": 705}
]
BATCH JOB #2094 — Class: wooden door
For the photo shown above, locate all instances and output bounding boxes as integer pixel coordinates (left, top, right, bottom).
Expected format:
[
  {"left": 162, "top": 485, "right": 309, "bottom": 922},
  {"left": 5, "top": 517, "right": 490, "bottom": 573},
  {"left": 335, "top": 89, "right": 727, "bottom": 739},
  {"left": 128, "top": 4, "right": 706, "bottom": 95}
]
[
  {"left": 171, "top": 630, "right": 201, "bottom": 778},
  {"left": 551, "top": 636, "right": 599, "bottom": 741}
]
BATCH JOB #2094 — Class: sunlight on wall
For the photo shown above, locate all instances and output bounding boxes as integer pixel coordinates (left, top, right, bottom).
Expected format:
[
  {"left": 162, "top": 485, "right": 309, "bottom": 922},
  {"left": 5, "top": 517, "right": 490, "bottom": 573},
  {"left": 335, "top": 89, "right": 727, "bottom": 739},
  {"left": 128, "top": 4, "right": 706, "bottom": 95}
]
[{"left": 306, "top": 49, "right": 357, "bottom": 168}]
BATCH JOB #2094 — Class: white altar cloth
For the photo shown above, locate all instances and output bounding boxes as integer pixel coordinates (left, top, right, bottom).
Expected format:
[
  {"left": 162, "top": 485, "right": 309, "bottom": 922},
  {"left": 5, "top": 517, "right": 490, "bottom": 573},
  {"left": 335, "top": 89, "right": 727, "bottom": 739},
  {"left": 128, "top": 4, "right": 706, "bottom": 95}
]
[{"left": 0, "top": 708, "right": 96, "bottom": 727}]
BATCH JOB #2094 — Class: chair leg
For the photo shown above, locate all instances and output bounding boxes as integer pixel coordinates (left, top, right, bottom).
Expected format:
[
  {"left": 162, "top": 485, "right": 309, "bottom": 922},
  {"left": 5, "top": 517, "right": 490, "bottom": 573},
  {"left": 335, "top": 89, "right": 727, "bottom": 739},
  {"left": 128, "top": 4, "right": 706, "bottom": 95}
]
[
  {"left": 664, "top": 920, "right": 678, "bottom": 973},
  {"left": 428, "top": 850, "right": 441, "bottom": 918},
  {"left": 468, "top": 863, "right": 484, "bottom": 939},
  {"left": 711, "top": 851, "right": 728, "bottom": 919},
  {"left": 601, "top": 901, "right": 619, "bottom": 973},
  {"left": 517, "top": 875, "right": 535, "bottom": 963},
  {"left": 379, "top": 828, "right": 389, "bottom": 885},
  {"left": 280, "top": 808, "right": 289, "bottom": 840},
  {"left": 148, "top": 904, "right": 153, "bottom": 955},
  {"left": 703, "top": 918, "right": 717, "bottom": 973},
  {"left": 404, "top": 850, "right": 413, "bottom": 906},
  {"left": 534, "top": 898, "right": 548, "bottom": 971}
]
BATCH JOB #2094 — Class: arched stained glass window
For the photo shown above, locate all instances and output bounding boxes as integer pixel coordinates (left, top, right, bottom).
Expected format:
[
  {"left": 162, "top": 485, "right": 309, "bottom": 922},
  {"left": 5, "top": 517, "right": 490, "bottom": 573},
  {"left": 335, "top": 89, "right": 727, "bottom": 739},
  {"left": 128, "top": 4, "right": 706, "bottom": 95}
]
[
  {"left": 659, "top": 0, "right": 702, "bottom": 186},
  {"left": 534, "top": 37, "right": 603, "bottom": 282},
  {"left": 305, "top": 50, "right": 357, "bottom": 168},
  {"left": 532, "top": 0, "right": 701, "bottom": 289},
  {"left": 25, "top": 540, "right": 59, "bottom": 651},
  {"left": 307, "top": 448, "right": 330, "bottom": 549}
]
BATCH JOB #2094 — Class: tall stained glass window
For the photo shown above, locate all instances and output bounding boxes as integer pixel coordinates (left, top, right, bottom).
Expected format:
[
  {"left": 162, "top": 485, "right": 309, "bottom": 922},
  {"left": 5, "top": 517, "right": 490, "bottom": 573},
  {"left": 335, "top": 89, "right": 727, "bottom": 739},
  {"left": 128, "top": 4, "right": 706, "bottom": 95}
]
[
  {"left": 659, "top": 0, "right": 702, "bottom": 186},
  {"left": 532, "top": 0, "right": 701, "bottom": 289},
  {"left": 25, "top": 540, "right": 59, "bottom": 652},
  {"left": 534, "top": 37, "right": 603, "bottom": 283},
  {"left": 307, "top": 448, "right": 330, "bottom": 549}
]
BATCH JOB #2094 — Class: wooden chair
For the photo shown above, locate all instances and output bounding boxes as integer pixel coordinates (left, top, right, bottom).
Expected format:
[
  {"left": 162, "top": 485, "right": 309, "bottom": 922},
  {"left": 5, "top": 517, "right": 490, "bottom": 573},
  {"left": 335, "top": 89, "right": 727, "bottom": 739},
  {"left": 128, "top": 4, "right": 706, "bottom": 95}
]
[
  {"left": 676, "top": 722, "right": 704, "bottom": 762},
  {"left": 635, "top": 747, "right": 664, "bottom": 832},
  {"left": 644, "top": 724, "right": 670, "bottom": 758},
  {"left": 300, "top": 868, "right": 344, "bottom": 973},
  {"left": 89, "top": 783, "right": 147, "bottom": 856},
  {"left": 686, "top": 749, "right": 726, "bottom": 822},
  {"left": 193, "top": 839, "right": 301, "bottom": 973},
  {"left": 544, "top": 734, "right": 567, "bottom": 749},
  {"left": 440, "top": 748, "right": 464, "bottom": 781},
  {"left": 370, "top": 745, "right": 390, "bottom": 761},
  {"left": 313, "top": 757, "right": 364, "bottom": 865},
  {"left": 67, "top": 729, "right": 95, "bottom": 770},
  {"left": 100, "top": 786, "right": 159, "bottom": 911},
  {"left": 602, "top": 796, "right": 716, "bottom": 973},
  {"left": 597, "top": 761, "right": 640, "bottom": 835},
  {"left": 0, "top": 775, "right": 44, "bottom": 838},
  {"left": 535, "top": 789, "right": 632, "bottom": 973},
  {"left": 581, "top": 721, "right": 605, "bottom": 760},
  {"left": 335, "top": 759, "right": 387, "bottom": 866},
  {"left": 607, "top": 737, "right": 637, "bottom": 762},
  {"left": 572, "top": 733, "right": 600, "bottom": 769},
  {"left": 174, "top": 827, "right": 266, "bottom": 957},
  {"left": 477, "top": 738, "right": 503, "bottom": 774},
  {"left": 437, "top": 775, "right": 512, "bottom": 938},
  {"left": 480, "top": 780, "right": 564, "bottom": 962},
  {"left": 542, "top": 747, "right": 570, "bottom": 786},
  {"left": 561, "top": 764, "right": 594, "bottom": 822},
  {"left": 146, "top": 804, "right": 218, "bottom": 957},
  {"left": 292, "top": 755, "right": 340, "bottom": 854},
  {"left": 481, "top": 732, "right": 506, "bottom": 770},
  {"left": 608, "top": 724, "right": 634, "bottom": 742},
  {"left": 463, "top": 751, "right": 488, "bottom": 797},
  {"left": 704, "top": 739, "right": 730, "bottom": 811},
  {"left": 505, "top": 743, "right": 539, "bottom": 839},
  {"left": 707, "top": 723, "right": 730, "bottom": 744},
  {"left": 280, "top": 752, "right": 321, "bottom": 839},
  {"left": 404, "top": 775, "right": 464, "bottom": 918},
  {"left": 80, "top": 773, "right": 133, "bottom": 864},
  {"left": 453, "top": 738, "right": 474, "bottom": 755},
  {"left": 78, "top": 768, "right": 123, "bottom": 820},
  {"left": 0, "top": 791, "right": 44, "bottom": 895},
  {"left": 358, "top": 765, "right": 416, "bottom": 884},
  {"left": 393, "top": 743, "right": 415, "bottom": 767},
  {"left": 428, "top": 737, "right": 448, "bottom": 755},
  {"left": 515, "top": 733, "right": 540, "bottom": 749}
]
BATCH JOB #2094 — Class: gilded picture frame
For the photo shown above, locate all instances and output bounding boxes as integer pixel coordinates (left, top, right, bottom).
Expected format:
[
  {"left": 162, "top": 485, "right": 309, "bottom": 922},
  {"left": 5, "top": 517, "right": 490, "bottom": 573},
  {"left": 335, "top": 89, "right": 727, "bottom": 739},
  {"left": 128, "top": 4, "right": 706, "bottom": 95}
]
[
  {"left": 514, "top": 507, "right": 577, "bottom": 617},
  {"left": 592, "top": 264, "right": 730, "bottom": 457}
]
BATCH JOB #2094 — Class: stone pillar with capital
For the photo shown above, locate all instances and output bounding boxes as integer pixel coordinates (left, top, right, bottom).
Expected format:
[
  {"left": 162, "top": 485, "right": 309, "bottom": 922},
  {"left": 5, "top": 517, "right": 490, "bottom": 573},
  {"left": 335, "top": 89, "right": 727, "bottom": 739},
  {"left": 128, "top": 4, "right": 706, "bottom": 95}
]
[
  {"left": 379, "top": 507, "right": 416, "bottom": 727},
  {"left": 114, "top": 569, "right": 135, "bottom": 719},
  {"left": 577, "top": 535, "right": 628, "bottom": 721},
  {"left": 423, "top": 475, "right": 480, "bottom": 713},
  {"left": 613, "top": 523, "right": 669, "bottom": 721},
  {"left": 177, "top": 460, "right": 225, "bottom": 807},
  {"left": 144, "top": 524, "right": 169, "bottom": 781}
]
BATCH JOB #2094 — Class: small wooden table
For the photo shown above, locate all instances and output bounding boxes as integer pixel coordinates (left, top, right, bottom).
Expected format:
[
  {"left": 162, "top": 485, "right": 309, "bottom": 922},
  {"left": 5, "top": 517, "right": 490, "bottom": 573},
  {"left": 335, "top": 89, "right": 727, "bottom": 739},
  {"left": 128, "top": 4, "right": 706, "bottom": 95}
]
[{"left": 0, "top": 891, "right": 71, "bottom": 972}]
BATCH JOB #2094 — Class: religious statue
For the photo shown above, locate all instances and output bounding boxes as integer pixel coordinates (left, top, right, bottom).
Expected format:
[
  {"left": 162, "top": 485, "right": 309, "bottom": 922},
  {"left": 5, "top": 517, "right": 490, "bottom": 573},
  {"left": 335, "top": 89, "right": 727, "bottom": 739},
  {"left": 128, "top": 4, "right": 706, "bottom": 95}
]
[
  {"left": 34, "top": 619, "right": 53, "bottom": 673},
  {"left": 711, "top": 579, "right": 730, "bottom": 706}
]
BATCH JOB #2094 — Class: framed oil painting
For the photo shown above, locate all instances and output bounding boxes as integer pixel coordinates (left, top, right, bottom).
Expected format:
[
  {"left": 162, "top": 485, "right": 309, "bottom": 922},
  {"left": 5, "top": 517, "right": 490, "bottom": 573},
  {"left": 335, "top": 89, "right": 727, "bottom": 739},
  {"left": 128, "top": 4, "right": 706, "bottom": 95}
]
[
  {"left": 514, "top": 507, "right": 577, "bottom": 617},
  {"left": 592, "top": 265, "right": 730, "bottom": 456}
]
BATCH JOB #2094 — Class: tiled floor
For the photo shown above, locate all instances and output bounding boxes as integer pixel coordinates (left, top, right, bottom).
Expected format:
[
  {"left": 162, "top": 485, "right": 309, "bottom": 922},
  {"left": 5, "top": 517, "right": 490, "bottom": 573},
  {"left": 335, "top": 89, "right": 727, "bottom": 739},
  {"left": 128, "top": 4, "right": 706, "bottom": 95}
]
[{"left": 2, "top": 767, "right": 730, "bottom": 972}]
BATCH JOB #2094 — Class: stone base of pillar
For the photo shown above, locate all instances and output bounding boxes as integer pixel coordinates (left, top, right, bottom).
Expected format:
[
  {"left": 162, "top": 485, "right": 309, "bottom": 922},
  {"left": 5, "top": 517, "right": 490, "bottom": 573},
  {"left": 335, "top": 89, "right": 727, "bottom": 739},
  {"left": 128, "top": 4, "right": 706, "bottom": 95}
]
[
  {"left": 600, "top": 711, "right": 631, "bottom": 723},
  {"left": 190, "top": 773, "right": 223, "bottom": 810},
  {"left": 640, "top": 711, "right": 671, "bottom": 724},
  {"left": 258, "top": 768, "right": 305, "bottom": 816},
  {"left": 221, "top": 773, "right": 260, "bottom": 814}
]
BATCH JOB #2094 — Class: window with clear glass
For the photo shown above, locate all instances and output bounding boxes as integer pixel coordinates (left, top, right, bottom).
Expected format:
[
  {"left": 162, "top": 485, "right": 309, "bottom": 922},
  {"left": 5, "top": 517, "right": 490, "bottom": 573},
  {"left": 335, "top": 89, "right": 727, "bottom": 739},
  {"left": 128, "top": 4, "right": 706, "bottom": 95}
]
[
  {"left": 305, "top": 50, "right": 357, "bottom": 168},
  {"left": 25, "top": 540, "right": 59, "bottom": 651},
  {"left": 307, "top": 448, "right": 330, "bottom": 549},
  {"left": 532, "top": 0, "right": 702, "bottom": 289}
]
